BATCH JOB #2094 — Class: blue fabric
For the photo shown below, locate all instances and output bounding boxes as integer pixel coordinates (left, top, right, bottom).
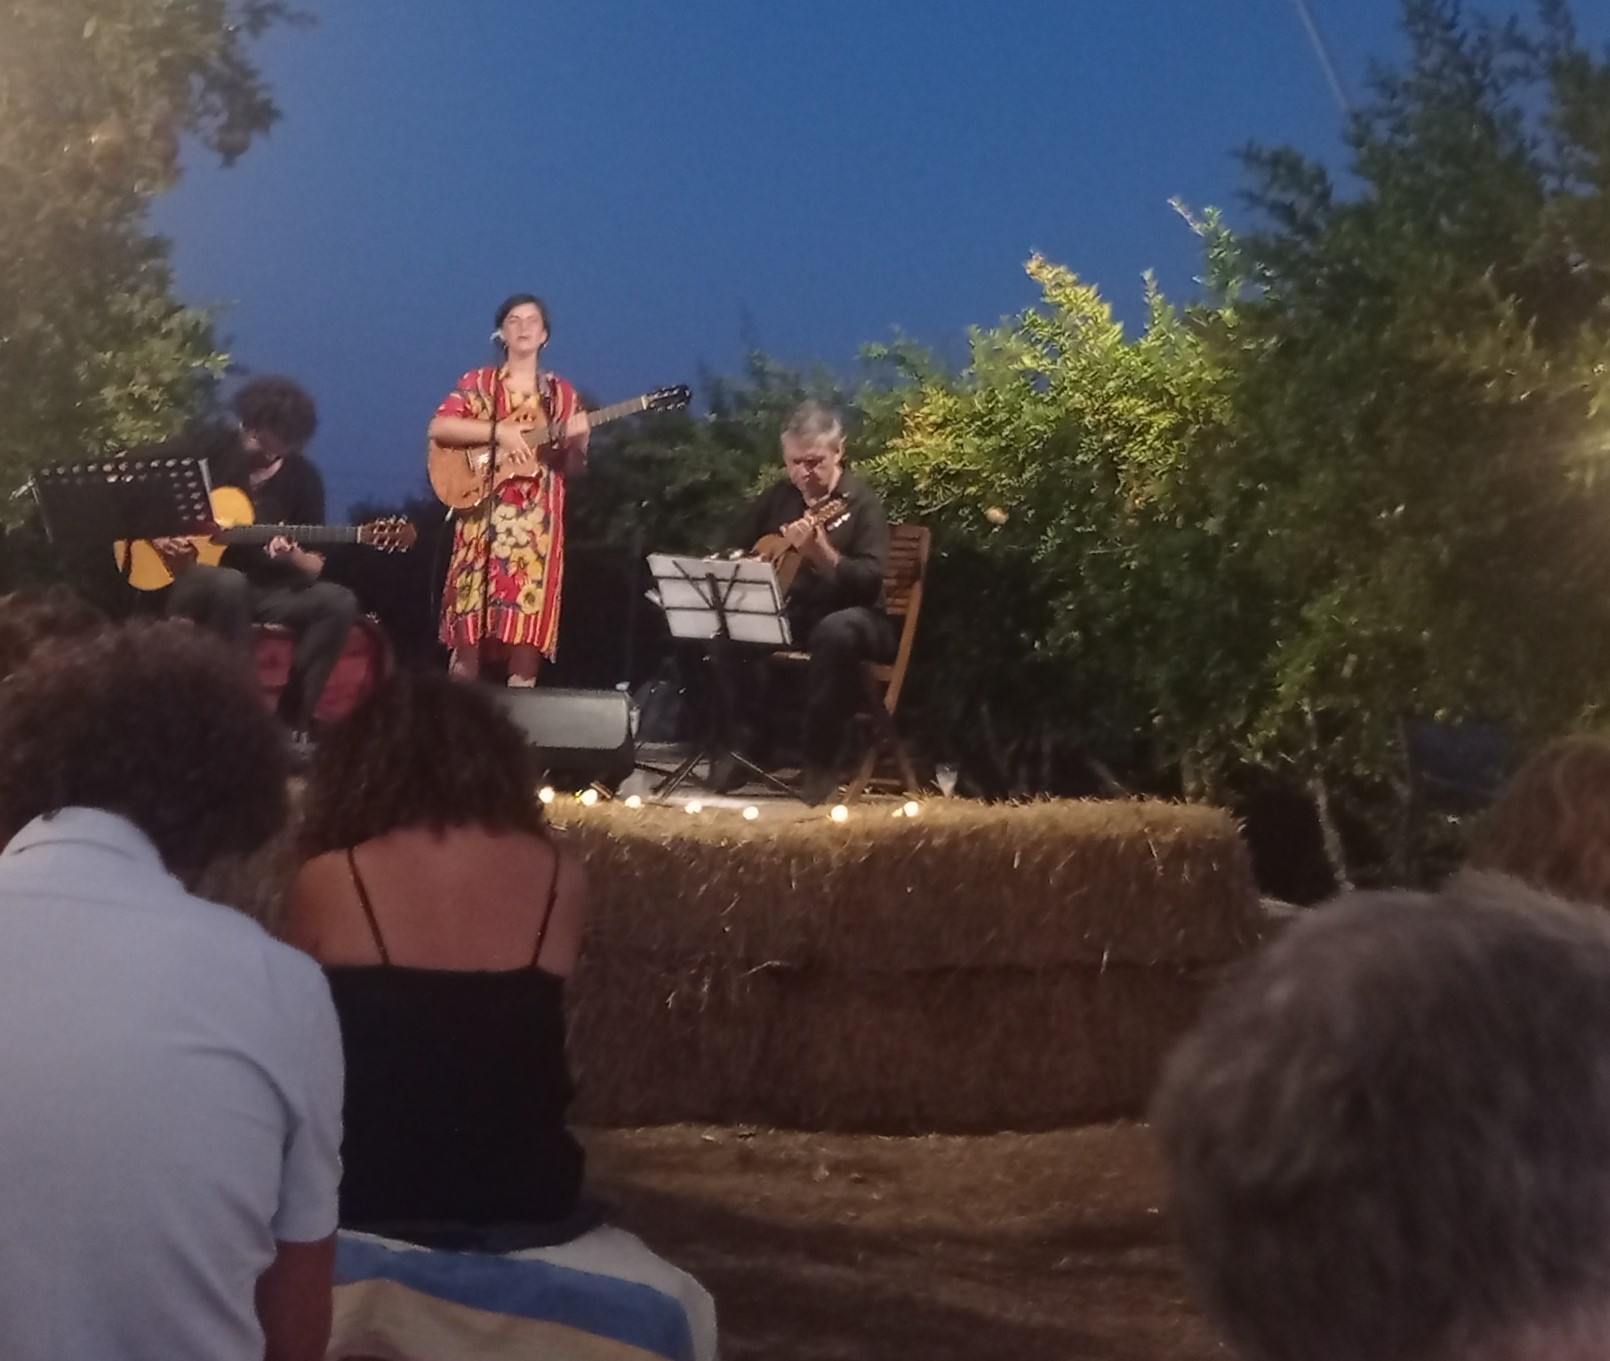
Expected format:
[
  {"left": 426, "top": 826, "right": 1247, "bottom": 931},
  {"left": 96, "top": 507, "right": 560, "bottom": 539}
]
[{"left": 335, "top": 1233, "right": 696, "bottom": 1361}]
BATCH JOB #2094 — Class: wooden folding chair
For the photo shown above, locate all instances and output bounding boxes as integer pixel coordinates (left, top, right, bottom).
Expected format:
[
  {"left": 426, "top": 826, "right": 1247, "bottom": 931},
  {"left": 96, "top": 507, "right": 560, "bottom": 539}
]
[{"left": 840, "top": 523, "right": 930, "bottom": 801}]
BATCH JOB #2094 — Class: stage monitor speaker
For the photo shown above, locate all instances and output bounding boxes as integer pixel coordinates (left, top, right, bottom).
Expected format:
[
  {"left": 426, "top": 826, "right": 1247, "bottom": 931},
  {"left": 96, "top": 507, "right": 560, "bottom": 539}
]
[{"left": 484, "top": 685, "right": 635, "bottom": 792}]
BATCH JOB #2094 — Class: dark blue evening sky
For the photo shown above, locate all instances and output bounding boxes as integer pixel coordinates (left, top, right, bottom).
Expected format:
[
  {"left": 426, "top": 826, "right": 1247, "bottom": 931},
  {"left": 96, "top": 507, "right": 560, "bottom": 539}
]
[{"left": 148, "top": 2, "right": 1605, "bottom": 515}]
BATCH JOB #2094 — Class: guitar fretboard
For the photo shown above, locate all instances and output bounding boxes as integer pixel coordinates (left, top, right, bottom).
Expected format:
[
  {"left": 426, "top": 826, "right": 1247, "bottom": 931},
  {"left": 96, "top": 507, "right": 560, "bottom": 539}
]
[
  {"left": 521, "top": 395, "right": 653, "bottom": 446},
  {"left": 218, "top": 524, "right": 364, "bottom": 545}
]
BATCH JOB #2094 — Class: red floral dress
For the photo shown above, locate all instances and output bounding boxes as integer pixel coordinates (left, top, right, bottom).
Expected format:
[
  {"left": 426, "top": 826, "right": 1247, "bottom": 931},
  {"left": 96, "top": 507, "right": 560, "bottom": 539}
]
[{"left": 436, "top": 366, "right": 585, "bottom": 658}]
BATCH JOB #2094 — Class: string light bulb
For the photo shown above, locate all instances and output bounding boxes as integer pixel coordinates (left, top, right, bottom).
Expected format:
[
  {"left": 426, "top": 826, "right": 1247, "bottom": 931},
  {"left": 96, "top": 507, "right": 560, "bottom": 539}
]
[
  {"left": 579, "top": 788, "right": 600, "bottom": 807},
  {"left": 623, "top": 794, "right": 643, "bottom": 810},
  {"left": 538, "top": 786, "right": 556, "bottom": 805},
  {"left": 685, "top": 799, "right": 703, "bottom": 815},
  {"left": 829, "top": 804, "right": 849, "bottom": 823},
  {"left": 902, "top": 800, "right": 921, "bottom": 818},
  {"left": 742, "top": 805, "right": 760, "bottom": 821}
]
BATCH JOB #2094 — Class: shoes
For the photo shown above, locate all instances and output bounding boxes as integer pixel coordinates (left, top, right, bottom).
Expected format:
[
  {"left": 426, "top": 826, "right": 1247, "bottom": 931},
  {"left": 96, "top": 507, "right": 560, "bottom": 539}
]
[
  {"left": 709, "top": 751, "right": 746, "bottom": 795},
  {"left": 799, "top": 766, "right": 840, "bottom": 807}
]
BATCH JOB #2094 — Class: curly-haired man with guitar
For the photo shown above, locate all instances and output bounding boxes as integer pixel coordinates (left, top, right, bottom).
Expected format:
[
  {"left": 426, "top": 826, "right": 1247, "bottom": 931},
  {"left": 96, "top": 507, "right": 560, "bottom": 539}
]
[{"left": 149, "top": 376, "right": 359, "bottom": 747}]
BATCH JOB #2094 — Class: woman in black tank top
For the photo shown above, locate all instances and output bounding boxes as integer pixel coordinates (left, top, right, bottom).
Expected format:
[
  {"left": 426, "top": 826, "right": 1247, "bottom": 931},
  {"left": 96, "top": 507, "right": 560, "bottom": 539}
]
[{"left": 286, "top": 671, "right": 592, "bottom": 1248}]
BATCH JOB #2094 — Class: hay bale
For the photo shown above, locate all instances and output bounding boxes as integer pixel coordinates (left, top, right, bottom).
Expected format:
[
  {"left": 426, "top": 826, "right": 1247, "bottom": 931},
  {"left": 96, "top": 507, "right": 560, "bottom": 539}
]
[
  {"left": 554, "top": 797, "right": 1259, "bottom": 1133},
  {"left": 570, "top": 959, "right": 1215, "bottom": 1133},
  {"left": 568, "top": 953, "right": 781, "bottom": 1127},
  {"left": 553, "top": 798, "right": 1257, "bottom": 970}
]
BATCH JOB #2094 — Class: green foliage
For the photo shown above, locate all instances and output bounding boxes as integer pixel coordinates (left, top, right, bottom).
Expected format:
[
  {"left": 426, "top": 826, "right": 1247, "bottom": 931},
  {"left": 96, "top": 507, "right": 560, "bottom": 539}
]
[
  {"left": 1214, "top": 0, "right": 1610, "bottom": 873},
  {"left": 0, "top": 0, "right": 293, "bottom": 511},
  {"left": 867, "top": 257, "right": 1251, "bottom": 797},
  {"left": 860, "top": 0, "right": 1610, "bottom": 879}
]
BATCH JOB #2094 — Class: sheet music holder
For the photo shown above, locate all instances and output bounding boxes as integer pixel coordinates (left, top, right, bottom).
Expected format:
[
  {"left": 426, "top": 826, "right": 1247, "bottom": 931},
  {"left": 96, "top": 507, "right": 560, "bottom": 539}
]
[
  {"left": 647, "top": 553, "right": 791, "bottom": 647},
  {"left": 29, "top": 456, "right": 214, "bottom": 553},
  {"left": 645, "top": 553, "right": 801, "bottom": 800}
]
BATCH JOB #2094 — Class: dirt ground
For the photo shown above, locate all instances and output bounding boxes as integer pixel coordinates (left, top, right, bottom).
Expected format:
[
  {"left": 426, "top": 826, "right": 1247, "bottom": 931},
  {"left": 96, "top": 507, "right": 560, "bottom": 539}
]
[{"left": 584, "top": 1121, "right": 1227, "bottom": 1361}]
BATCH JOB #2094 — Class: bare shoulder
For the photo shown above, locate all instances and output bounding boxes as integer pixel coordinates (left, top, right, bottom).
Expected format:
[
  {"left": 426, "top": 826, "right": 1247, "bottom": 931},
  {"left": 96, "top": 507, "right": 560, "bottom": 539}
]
[
  {"left": 285, "top": 851, "right": 349, "bottom": 956},
  {"left": 289, "top": 850, "right": 365, "bottom": 953},
  {"left": 536, "top": 834, "right": 589, "bottom": 977}
]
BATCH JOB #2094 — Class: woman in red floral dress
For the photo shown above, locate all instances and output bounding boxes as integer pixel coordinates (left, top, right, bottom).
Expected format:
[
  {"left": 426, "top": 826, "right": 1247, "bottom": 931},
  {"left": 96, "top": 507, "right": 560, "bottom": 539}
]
[{"left": 430, "top": 294, "right": 589, "bottom": 685}]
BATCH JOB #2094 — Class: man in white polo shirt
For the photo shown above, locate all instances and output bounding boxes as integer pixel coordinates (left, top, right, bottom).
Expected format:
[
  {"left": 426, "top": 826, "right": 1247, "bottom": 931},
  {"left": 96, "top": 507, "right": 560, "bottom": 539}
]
[{"left": 0, "top": 620, "right": 342, "bottom": 1361}]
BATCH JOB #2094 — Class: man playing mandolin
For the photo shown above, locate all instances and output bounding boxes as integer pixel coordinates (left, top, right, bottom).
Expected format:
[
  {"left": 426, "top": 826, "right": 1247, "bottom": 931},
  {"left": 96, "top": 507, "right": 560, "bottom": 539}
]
[
  {"left": 729, "top": 400, "right": 893, "bottom": 803},
  {"left": 151, "top": 376, "right": 359, "bottom": 748}
]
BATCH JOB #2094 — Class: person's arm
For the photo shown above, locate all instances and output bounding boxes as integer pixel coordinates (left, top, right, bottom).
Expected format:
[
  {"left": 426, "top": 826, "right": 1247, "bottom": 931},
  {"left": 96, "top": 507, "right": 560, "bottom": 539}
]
[
  {"left": 534, "top": 846, "right": 589, "bottom": 978},
  {"left": 428, "top": 416, "right": 537, "bottom": 471},
  {"left": 273, "top": 461, "right": 329, "bottom": 578},
  {"left": 549, "top": 413, "right": 590, "bottom": 478},
  {"left": 544, "top": 379, "right": 590, "bottom": 478},
  {"left": 256, "top": 1234, "right": 335, "bottom": 1361},
  {"left": 262, "top": 966, "right": 344, "bottom": 1358}
]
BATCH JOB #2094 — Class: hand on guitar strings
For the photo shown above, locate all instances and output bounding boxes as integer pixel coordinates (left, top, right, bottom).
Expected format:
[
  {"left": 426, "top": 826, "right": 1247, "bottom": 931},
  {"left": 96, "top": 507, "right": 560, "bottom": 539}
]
[
  {"left": 782, "top": 517, "right": 833, "bottom": 561},
  {"left": 266, "top": 536, "right": 297, "bottom": 558},
  {"left": 150, "top": 537, "right": 199, "bottom": 574},
  {"left": 495, "top": 425, "right": 537, "bottom": 472}
]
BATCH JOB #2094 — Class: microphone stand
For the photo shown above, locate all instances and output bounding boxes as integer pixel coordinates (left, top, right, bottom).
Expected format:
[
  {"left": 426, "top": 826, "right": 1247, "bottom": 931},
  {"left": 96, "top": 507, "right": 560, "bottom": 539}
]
[
  {"left": 620, "top": 504, "right": 647, "bottom": 692},
  {"left": 475, "top": 368, "right": 504, "bottom": 672}
]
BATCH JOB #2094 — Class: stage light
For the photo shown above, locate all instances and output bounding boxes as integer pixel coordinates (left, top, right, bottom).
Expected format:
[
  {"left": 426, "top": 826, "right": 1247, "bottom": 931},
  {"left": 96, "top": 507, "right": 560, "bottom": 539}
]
[
  {"left": 742, "top": 805, "right": 760, "bottom": 821},
  {"left": 829, "top": 804, "right": 849, "bottom": 823},
  {"left": 624, "top": 794, "right": 643, "bottom": 810},
  {"left": 579, "top": 788, "right": 600, "bottom": 807},
  {"left": 902, "top": 800, "right": 921, "bottom": 818},
  {"left": 538, "top": 786, "right": 556, "bottom": 804},
  {"left": 685, "top": 799, "right": 703, "bottom": 814}
]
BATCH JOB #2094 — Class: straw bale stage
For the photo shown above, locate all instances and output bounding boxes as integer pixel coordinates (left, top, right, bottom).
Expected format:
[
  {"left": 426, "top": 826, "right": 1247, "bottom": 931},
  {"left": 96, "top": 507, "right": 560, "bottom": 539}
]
[{"left": 553, "top": 798, "right": 1261, "bottom": 1134}]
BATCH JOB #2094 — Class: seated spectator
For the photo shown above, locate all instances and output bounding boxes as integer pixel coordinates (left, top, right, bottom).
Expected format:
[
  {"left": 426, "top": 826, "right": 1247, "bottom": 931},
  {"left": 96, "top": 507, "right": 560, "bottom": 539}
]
[
  {"left": 1463, "top": 733, "right": 1610, "bottom": 907},
  {"left": 0, "top": 622, "right": 341, "bottom": 1361},
  {"left": 0, "top": 582, "right": 103, "bottom": 680},
  {"left": 288, "top": 671, "right": 716, "bottom": 1361},
  {"left": 1151, "top": 875, "right": 1610, "bottom": 1361}
]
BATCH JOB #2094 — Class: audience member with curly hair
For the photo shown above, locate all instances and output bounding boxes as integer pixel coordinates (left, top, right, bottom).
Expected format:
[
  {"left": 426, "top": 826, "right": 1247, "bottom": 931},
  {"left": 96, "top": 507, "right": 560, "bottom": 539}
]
[
  {"left": 0, "top": 621, "right": 341, "bottom": 1361},
  {"left": 1463, "top": 734, "right": 1610, "bottom": 909},
  {"left": 0, "top": 582, "right": 103, "bottom": 681},
  {"left": 288, "top": 670, "right": 715, "bottom": 1359}
]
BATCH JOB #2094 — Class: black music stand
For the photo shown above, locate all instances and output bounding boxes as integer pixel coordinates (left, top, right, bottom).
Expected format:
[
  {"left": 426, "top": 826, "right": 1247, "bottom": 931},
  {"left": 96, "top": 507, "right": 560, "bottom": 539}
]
[
  {"left": 647, "top": 553, "right": 798, "bottom": 800},
  {"left": 30, "top": 457, "right": 213, "bottom": 577}
]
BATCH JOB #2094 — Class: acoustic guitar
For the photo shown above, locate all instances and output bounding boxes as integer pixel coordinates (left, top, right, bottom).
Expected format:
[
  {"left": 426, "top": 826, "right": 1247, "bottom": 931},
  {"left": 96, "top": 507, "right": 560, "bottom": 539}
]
[
  {"left": 426, "top": 385, "right": 691, "bottom": 512},
  {"left": 751, "top": 495, "right": 850, "bottom": 596},
  {"left": 113, "top": 485, "right": 417, "bottom": 592}
]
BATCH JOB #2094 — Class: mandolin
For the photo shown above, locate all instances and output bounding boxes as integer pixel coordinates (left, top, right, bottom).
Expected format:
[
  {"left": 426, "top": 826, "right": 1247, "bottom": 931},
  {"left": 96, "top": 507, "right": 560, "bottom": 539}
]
[
  {"left": 426, "top": 384, "right": 691, "bottom": 512},
  {"left": 113, "top": 486, "right": 417, "bottom": 592},
  {"left": 751, "top": 495, "right": 850, "bottom": 596}
]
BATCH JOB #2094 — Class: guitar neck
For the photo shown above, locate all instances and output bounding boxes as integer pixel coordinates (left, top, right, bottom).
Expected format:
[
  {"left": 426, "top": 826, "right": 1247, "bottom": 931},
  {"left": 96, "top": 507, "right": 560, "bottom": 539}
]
[
  {"left": 523, "top": 394, "right": 652, "bottom": 446},
  {"left": 219, "top": 524, "right": 362, "bottom": 545}
]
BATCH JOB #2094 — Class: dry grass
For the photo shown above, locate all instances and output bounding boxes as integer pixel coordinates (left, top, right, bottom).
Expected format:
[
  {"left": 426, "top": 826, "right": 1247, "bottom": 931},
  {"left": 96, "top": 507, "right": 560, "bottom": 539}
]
[
  {"left": 586, "top": 1120, "right": 1223, "bottom": 1361},
  {"left": 555, "top": 798, "right": 1261, "bottom": 1132}
]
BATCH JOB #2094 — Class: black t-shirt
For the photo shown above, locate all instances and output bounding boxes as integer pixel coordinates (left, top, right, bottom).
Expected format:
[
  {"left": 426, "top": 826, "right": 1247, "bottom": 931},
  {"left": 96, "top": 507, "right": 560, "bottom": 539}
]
[
  {"left": 732, "top": 469, "right": 890, "bottom": 629},
  {"left": 139, "top": 423, "right": 327, "bottom": 588}
]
